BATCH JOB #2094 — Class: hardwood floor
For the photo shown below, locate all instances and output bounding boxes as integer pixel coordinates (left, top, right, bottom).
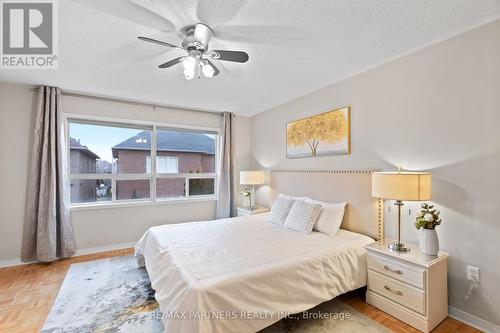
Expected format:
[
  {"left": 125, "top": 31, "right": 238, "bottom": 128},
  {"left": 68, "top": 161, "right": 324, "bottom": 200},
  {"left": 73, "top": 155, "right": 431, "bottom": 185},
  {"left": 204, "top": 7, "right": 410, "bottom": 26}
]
[
  {"left": 0, "top": 249, "right": 133, "bottom": 333},
  {"left": 0, "top": 249, "right": 480, "bottom": 333}
]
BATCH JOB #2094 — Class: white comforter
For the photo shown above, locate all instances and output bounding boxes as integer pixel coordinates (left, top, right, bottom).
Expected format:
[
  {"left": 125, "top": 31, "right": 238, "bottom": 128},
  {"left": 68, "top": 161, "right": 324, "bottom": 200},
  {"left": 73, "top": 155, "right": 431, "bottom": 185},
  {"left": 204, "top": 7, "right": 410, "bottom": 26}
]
[{"left": 135, "top": 213, "right": 373, "bottom": 333}]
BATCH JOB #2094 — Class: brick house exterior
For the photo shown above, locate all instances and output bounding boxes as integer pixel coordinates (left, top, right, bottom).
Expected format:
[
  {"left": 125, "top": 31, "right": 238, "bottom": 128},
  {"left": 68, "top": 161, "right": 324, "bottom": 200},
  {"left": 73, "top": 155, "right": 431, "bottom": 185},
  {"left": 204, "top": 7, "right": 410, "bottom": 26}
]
[
  {"left": 69, "top": 138, "right": 100, "bottom": 203},
  {"left": 112, "top": 130, "right": 215, "bottom": 199}
]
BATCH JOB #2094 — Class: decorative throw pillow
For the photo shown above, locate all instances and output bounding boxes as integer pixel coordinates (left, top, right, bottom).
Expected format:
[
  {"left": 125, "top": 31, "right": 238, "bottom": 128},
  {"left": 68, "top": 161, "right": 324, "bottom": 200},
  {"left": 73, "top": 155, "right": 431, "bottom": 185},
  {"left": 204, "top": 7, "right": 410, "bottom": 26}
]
[
  {"left": 268, "top": 195, "right": 296, "bottom": 225},
  {"left": 284, "top": 200, "right": 322, "bottom": 234},
  {"left": 306, "top": 198, "right": 347, "bottom": 236}
]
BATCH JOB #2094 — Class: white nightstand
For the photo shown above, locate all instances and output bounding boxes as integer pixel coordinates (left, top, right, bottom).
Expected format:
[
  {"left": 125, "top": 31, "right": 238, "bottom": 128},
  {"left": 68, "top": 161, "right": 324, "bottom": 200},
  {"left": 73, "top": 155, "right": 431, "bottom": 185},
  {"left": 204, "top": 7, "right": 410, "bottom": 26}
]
[
  {"left": 365, "top": 239, "right": 449, "bottom": 333},
  {"left": 236, "top": 206, "right": 269, "bottom": 217}
]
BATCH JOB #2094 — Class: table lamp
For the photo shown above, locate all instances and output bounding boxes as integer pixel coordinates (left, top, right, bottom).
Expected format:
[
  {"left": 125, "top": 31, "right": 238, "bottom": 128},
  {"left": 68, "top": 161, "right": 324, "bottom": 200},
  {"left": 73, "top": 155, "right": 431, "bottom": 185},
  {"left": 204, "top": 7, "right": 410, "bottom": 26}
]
[
  {"left": 240, "top": 171, "right": 265, "bottom": 210},
  {"left": 372, "top": 169, "right": 431, "bottom": 252}
]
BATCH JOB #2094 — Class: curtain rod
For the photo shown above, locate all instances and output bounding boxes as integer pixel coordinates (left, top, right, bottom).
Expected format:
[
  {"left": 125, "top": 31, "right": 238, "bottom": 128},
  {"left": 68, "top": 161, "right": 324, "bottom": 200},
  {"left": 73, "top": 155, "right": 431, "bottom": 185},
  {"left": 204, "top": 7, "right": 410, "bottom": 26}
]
[{"left": 31, "top": 86, "right": 226, "bottom": 116}]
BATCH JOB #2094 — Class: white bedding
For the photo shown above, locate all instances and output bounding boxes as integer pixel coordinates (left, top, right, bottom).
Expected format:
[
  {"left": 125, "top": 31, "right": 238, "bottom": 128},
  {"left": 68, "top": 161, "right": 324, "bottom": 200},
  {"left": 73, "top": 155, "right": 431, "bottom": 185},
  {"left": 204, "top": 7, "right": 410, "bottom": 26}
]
[{"left": 135, "top": 212, "right": 374, "bottom": 333}]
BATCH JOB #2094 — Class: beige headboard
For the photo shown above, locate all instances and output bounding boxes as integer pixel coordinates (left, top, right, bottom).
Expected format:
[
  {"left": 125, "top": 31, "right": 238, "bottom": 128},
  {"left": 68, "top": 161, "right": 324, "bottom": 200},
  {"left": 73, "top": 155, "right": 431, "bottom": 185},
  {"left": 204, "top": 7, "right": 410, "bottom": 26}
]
[{"left": 270, "top": 170, "right": 383, "bottom": 240}]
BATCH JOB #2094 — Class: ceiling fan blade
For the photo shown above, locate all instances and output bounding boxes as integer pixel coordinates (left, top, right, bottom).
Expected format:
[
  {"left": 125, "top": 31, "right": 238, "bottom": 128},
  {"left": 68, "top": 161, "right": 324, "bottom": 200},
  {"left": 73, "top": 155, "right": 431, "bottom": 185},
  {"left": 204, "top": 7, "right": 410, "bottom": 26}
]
[
  {"left": 205, "top": 59, "right": 220, "bottom": 77},
  {"left": 208, "top": 50, "right": 249, "bottom": 63},
  {"left": 138, "top": 37, "right": 183, "bottom": 51},
  {"left": 158, "top": 57, "right": 185, "bottom": 69},
  {"left": 72, "top": 0, "right": 176, "bottom": 32}
]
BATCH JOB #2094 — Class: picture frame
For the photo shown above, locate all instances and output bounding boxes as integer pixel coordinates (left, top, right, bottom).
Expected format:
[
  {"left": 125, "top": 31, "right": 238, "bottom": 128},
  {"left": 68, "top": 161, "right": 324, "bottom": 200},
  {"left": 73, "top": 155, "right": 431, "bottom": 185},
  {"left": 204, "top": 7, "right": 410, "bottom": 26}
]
[{"left": 286, "top": 106, "right": 351, "bottom": 159}]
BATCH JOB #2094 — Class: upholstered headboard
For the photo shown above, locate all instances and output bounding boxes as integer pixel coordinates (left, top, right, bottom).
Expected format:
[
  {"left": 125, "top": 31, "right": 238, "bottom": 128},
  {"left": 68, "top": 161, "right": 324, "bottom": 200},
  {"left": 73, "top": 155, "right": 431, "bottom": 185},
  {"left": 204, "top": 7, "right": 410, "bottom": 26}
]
[{"left": 270, "top": 170, "right": 383, "bottom": 240}]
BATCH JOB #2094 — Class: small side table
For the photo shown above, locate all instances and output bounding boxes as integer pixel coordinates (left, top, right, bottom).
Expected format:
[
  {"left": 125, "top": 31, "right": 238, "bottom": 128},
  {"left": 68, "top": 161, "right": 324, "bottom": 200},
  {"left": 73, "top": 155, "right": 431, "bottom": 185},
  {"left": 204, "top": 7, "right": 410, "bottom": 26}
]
[
  {"left": 236, "top": 206, "right": 269, "bottom": 217},
  {"left": 365, "top": 238, "right": 449, "bottom": 333}
]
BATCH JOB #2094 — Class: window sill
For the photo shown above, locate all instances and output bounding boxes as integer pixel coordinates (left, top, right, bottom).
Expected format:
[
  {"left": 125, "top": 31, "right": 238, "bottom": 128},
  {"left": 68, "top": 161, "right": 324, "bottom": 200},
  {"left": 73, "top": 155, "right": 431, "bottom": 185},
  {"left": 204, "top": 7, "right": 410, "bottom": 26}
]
[{"left": 70, "top": 196, "right": 217, "bottom": 212}]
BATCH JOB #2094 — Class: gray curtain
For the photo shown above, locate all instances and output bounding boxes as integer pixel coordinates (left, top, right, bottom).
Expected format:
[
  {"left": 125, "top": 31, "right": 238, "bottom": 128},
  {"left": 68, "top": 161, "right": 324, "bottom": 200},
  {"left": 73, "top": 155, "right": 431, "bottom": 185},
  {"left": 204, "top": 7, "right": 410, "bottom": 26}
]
[
  {"left": 21, "top": 86, "right": 75, "bottom": 262},
  {"left": 216, "top": 112, "right": 234, "bottom": 219}
]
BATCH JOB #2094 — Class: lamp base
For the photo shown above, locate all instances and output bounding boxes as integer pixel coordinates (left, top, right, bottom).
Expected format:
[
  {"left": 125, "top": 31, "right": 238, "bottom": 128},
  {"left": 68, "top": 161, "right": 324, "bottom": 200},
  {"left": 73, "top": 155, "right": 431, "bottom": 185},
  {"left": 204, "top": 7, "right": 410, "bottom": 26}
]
[{"left": 388, "top": 241, "right": 411, "bottom": 253}]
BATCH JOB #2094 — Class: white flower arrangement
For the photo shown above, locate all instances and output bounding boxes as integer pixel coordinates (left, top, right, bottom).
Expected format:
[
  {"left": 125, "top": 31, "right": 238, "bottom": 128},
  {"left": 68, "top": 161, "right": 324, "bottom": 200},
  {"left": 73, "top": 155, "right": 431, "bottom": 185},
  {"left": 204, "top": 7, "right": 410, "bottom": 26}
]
[
  {"left": 415, "top": 203, "right": 442, "bottom": 230},
  {"left": 240, "top": 187, "right": 251, "bottom": 197}
]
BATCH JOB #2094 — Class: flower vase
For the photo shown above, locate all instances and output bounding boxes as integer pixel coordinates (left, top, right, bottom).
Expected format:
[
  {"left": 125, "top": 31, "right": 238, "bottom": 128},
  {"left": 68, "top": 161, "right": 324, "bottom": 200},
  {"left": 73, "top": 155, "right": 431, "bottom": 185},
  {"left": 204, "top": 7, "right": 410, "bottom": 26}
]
[{"left": 419, "top": 228, "right": 439, "bottom": 256}]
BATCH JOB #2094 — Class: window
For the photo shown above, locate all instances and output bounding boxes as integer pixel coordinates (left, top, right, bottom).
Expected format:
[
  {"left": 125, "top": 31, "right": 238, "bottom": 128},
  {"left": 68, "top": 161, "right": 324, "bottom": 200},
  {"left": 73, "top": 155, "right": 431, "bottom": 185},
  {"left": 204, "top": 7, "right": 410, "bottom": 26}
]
[
  {"left": 155, "top": 128, "right": 216, "bottom": 199},
  {"left": 189, "top": 178, "right": 215, "bottom": 196},
  {"left": 146, "top": 156, "right": 178, "bottom": 173},
  {"left": 68, "top": 118, "right": 218, "bottom": 206}
]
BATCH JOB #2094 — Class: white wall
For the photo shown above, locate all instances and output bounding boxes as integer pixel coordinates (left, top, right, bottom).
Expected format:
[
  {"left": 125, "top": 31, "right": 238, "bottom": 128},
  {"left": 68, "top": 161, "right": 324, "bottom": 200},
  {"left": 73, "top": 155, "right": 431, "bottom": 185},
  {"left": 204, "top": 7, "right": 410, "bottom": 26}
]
[
  {"left": 0, "top": 83, "right": 251, "bottom": 260},
  {"left": 232, "top": 115, "right": 251, "bottom": 214},
  {"left": 250, "top": 20, "right": 500, "bottom": 326},
  {"left": 0, "top": 83, "right": 36, "bottom": 262}
]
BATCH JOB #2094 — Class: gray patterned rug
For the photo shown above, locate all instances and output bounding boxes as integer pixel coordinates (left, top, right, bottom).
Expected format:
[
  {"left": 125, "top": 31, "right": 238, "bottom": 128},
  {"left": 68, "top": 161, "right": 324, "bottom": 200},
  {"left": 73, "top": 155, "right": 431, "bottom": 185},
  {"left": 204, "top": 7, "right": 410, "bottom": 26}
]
[{"left": 42, "top": 256, "right": 390, "bottom": 333}]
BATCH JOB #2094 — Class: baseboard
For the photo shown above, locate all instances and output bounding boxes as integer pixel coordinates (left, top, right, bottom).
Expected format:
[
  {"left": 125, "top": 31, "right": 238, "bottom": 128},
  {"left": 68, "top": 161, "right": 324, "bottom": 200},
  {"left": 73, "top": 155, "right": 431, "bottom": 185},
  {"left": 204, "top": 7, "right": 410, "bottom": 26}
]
[
  {"left": 74, "top": 241, "right": 136, "bottom": 256},
  {"left": 0, "top": 258, "right": 26, "bottom": 268},
  {"left": 449, "top": 306, "right": 500, "bottom": 333},
  {"left": 0, "top": 242, "right": 136, "bottom": 268}
]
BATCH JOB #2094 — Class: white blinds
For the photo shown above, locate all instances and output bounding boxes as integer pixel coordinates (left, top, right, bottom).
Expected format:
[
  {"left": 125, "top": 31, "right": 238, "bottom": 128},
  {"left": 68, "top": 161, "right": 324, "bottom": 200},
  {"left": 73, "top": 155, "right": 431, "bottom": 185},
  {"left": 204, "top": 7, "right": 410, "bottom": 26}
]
[{"left": 146, "top": 156, "right": 178, "bottom": 173}]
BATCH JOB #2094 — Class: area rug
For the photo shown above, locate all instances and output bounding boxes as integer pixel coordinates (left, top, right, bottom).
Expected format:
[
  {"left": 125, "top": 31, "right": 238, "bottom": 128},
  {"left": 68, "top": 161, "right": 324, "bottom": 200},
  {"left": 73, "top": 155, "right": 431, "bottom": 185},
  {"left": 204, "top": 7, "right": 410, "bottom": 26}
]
[{"left": 42, "top": 256, "right": 390, "bottom": 333}]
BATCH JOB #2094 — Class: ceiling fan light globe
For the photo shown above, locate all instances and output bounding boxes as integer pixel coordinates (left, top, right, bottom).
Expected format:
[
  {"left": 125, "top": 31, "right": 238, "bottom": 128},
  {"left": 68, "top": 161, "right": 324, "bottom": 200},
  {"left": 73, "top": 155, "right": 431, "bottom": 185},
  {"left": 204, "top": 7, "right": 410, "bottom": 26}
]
[
  {"left": 202, "top": 62, "right": 215, "bottom": 78},
  {"left": 183, "top": 68, "right": 195, "bottom": 80},
  {"left": 182, "top": 56, "right": 196, "bottom": 70},
  {"left": 182, "top": 55, "right": 197, "bottom": 80}
]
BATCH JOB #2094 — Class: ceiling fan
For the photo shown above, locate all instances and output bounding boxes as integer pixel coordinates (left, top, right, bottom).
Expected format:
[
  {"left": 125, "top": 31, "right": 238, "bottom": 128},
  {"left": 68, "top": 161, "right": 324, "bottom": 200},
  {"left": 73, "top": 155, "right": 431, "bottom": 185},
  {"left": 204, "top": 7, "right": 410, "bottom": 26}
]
[{"left": 138, "top": 23, "right": 249, "bottom": 80}]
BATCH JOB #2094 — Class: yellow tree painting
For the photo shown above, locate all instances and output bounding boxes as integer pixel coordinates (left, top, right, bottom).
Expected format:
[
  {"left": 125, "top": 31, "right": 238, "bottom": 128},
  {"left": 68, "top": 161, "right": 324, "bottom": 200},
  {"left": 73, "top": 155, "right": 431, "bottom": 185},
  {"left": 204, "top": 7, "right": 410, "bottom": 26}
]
[{"left": 286, "top": 107, "right": 350, "bottom": 158}]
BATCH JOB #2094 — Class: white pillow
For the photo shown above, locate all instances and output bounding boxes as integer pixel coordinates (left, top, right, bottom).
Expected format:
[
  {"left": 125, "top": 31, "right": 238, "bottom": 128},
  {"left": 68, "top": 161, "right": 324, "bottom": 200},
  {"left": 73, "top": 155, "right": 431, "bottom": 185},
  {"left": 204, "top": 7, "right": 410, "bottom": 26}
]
[
  {"left": 284, "top": 200, "right": 322, "bottom": 234},
  {"left": 305, "top": 198, "right": 347, "bottom": 236},
  {"left": 268, "top": 195, "right": 296, "bottom": 225}
]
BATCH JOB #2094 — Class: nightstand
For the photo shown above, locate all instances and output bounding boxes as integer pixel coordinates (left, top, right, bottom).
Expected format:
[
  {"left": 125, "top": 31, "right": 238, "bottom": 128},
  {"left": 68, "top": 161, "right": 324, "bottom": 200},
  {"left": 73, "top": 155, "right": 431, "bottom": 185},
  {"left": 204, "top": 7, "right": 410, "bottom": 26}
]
[
  {"left": 365, "top": 239, "right": 449, "bottom": 333},
  {"left": 236, "top": 206, "right": 269, "bottom": 217}
]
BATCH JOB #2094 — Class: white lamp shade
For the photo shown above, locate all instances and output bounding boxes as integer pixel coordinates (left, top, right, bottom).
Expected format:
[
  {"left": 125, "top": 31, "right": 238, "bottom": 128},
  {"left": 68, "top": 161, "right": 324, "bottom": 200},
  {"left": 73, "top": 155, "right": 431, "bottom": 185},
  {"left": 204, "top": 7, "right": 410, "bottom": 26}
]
[
  {"left": 372, "top": 172, "right": 431, "bottom": 201},
  {"left": 240, "top": 171, "right": 265, "bottom": 185}
]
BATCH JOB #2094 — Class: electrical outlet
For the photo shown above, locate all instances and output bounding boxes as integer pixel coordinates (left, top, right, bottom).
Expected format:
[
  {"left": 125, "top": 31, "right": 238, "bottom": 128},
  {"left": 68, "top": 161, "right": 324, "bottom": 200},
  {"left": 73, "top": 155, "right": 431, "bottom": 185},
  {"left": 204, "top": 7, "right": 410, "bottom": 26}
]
[{"left": 467, "top": 266, "right": 480, "bottom": 282}]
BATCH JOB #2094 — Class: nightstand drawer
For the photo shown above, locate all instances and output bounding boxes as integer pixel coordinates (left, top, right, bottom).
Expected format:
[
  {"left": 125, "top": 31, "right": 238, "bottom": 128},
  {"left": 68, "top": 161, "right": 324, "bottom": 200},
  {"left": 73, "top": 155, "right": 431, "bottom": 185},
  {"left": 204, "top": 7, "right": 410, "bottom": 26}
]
[
  {"left": 368, "top": 270, "right": 426, "bottom": 315},
  {"left": 368, "top": 253, "right": 425, "bottom": 289}
]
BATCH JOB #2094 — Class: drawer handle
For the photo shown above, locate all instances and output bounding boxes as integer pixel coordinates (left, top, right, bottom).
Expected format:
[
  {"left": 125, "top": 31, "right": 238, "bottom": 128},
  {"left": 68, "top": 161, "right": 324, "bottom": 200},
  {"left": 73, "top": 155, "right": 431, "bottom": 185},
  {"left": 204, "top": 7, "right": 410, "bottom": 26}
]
[
  {"left": 384, "top": 265, "right": 403, "bottom": 275},
  {"left": 384, "top": 285, "right": 403, "bottom": 296}
]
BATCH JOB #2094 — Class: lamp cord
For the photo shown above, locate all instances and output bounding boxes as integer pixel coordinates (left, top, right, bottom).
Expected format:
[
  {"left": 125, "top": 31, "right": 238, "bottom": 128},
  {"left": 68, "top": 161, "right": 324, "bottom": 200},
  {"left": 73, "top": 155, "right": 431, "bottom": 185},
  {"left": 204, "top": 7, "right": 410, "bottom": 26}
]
[{"left": 463, "top": 276, "right": 479, "bottom": 300}]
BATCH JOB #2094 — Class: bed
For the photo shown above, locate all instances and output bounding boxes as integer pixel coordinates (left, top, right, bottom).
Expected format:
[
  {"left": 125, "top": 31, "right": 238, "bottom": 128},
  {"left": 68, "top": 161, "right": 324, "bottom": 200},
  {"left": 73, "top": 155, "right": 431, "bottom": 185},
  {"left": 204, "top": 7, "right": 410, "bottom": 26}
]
[{"left": 135, "top": 170, "right": 383, "bottom": 333}]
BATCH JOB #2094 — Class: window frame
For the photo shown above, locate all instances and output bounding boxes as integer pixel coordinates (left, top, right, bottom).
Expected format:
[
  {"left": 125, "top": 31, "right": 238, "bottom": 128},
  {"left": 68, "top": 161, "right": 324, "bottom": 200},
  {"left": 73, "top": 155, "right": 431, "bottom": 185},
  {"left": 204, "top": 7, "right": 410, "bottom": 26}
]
[{"left": 65, "top": 113, "right": 219, "bottom": 209}]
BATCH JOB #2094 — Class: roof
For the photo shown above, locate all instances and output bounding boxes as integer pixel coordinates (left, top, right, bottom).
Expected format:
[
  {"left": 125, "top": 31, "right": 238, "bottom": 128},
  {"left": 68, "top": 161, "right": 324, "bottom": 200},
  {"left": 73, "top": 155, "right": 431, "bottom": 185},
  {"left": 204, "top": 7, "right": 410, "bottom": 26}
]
[
  {"left": 70, "top": 137, "right": 100, "bottom": 159},
  {"left": 112, "top": 130, "right": 215, "bottom": 158}
]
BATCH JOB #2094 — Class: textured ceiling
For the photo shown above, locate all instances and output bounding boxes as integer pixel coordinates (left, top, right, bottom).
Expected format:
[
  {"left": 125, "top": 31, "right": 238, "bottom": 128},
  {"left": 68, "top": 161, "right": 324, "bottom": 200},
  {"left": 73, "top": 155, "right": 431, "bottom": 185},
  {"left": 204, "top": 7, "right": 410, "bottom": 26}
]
[{"left": 1, "top": 0, "right": 500, "bottom": 116}]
